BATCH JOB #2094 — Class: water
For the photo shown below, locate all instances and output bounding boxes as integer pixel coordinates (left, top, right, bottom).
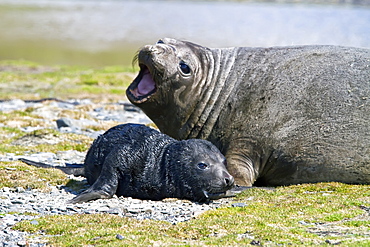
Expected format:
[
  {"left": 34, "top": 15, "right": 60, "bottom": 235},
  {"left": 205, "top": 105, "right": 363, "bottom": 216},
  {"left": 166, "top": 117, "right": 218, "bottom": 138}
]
[{"left": 0, "top": 0, "right": 369, "bottom": 66}]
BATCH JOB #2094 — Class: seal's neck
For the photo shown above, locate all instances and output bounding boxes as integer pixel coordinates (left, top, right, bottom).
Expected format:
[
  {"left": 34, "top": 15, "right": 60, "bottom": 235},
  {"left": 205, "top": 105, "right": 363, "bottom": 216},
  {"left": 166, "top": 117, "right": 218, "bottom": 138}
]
[
  {"left": 158, "top": 146, "right": 186, "bottom": 198},
  {"left": 179, "top": 47, "right": 240, "bottom": 140}
]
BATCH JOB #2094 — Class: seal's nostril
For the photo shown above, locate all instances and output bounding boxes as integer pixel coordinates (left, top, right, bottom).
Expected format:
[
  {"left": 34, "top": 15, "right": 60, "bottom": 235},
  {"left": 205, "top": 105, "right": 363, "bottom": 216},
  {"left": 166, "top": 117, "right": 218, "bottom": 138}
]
[{"left": 223, "top": 171, "right": 234, "bottom": 186}]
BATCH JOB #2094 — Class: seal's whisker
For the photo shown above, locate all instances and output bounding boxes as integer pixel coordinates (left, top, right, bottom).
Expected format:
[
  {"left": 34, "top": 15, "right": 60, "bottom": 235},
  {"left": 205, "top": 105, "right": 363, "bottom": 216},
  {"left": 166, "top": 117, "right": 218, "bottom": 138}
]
[{"left": 132, "top": 51, "right": 140, "bottom": 68}]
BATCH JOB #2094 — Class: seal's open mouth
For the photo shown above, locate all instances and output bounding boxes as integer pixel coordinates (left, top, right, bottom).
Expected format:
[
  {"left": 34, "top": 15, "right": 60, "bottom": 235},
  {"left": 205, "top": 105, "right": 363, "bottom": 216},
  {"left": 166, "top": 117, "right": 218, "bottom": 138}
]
[{"left": 127, "top": 64, "right": 157, "bottom": 103}]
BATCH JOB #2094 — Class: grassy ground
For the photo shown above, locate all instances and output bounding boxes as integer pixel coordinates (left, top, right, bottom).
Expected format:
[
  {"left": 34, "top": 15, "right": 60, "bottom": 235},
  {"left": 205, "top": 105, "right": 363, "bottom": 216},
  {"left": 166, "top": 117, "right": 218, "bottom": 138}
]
[
  {"left": 1, "top": 60, "right": 370, "bottom": 246},
  {"left": 11, "top": 183, "right": 370, "bottom": 246},
  {"left": 0, "top": 59, "right": 136, "bottom": 102}
]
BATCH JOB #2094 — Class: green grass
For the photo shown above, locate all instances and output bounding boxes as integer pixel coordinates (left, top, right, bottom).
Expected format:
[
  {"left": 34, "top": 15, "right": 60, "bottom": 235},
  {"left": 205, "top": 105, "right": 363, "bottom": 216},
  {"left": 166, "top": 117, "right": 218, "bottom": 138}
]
[
  {"left": 13, "top": 183, "right": 370, "bottom": 246},
  {"left": 0, "top": 59, "right": 137, "bottom": 101},
  {"left": 0, "top": 161, "right": 69, "bottom": 192},
  {"left": 0, "top": 126, "right": 93, "bottom": 154}
]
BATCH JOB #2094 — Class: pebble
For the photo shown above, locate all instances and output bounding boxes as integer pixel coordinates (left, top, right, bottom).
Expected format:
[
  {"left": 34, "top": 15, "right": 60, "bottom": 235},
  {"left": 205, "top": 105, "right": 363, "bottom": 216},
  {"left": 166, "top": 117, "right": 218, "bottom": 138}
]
[
  {"left": 56, "top": 117, "right": 74, "bottom": 128},
  {"left": 232, "top": 202, "right": 247, "bottom": 207},
  {"left": 0, "top": 98, "right": 234, "bottom": 246},
  {"left": 116, "top": 234, "right": 125, "bottom": 240},
  {"left": 325, "top": 239, "right": 342, "bottom": 245}
]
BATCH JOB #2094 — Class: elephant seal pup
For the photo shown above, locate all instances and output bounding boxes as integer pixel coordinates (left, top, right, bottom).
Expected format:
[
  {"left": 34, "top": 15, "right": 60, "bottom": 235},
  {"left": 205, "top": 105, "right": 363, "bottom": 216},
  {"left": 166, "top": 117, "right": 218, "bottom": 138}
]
[
  {"left": 20, "top": 124, "right": 234, "bottom": 203},
  {"left": 127, "top": 38, "right": 370, "bottom": 187}
]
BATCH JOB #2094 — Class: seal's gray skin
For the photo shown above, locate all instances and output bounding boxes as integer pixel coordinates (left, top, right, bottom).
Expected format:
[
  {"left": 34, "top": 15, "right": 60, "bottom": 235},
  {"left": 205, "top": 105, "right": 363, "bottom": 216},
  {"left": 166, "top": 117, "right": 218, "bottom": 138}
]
[
  {"left": 21, "top": 124, "right": 234, "bottom": 203},
  {"left": 126, "top": 38, "right": 370, "bottom": 187}
]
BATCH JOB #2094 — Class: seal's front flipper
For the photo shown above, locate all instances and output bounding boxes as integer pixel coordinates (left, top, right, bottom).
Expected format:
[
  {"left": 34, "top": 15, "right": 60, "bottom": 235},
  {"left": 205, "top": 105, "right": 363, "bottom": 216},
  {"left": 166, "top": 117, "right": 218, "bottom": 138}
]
[
  {"left": 68, "top": 161, "right": 119, "bottom": 204},
  {"left": 68, "top": 176, "right": 118, "bottom": 203},
  {"left": 68, "top": 190, "right": 113, "bottom": 204}
]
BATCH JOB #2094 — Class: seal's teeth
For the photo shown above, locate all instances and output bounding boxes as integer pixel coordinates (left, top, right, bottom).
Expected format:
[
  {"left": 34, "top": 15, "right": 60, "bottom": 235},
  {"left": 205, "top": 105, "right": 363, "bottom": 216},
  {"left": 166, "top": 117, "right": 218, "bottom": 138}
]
[{"left": 203, "top": 190, "right": 209, "bottom": 198}]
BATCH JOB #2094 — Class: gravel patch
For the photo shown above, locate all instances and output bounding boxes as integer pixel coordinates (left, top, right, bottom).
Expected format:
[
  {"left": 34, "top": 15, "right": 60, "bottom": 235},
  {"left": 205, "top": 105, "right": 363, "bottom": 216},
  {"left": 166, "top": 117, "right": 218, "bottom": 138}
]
[
  {"left": 0, "top": 98, "right": 234, "bottom": 246},
  {"left": 0, "top": 184, "right": 232, "bottom": 247}
]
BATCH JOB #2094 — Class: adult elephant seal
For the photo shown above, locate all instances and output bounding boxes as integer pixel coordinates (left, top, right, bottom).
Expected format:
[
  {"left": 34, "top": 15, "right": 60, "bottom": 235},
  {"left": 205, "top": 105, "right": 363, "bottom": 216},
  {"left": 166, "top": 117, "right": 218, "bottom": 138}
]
[
  {"left": 20, "top": 124, "right": 234, "bottom": 203},
  {"left": 126, "top": 38, "right": 370, "bottom": 187}
]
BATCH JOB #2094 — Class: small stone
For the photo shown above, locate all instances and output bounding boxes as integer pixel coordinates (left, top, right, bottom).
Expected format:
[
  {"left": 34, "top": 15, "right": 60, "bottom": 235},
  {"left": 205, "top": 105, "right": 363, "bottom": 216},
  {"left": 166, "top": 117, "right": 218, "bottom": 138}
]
[
  {"left": 232, "top": 202, "right": 247, "bottom": 207},
  {"left": 17, "top": 240, "right": 27, "bottom": 247},
  {"left": 325, "top": 239, "right": 341, "bottom": 245},
  {"left": 3, "top": 187, "right": 10, "bottom": 192},
  {"left": 56, "top": 118, "right": 74, "bottom": 128},
  {"left": 106, "top": 208, "right": 122, "bottom": 215},
  {"left": 116, "top": 234, "right": 125, "bottom": 240},
  {"left": 30, "top": 220, "right": 39, "bottom": 225},
  {"left": 250, "top": 240, "right": 261, "bottom": 246},
  {"left": 127, "top": 208, "right": 141, "bottom": 214},
  {"left": 94, "top": 107, "right": 104, "bottom": 112},
  {"left": 298, "top": 220, "right": 309, "bottom": 225},
  {"left": 144, "top": 208, "right": 153, "bottom": 214},
  {"left": 66, "top": 206, "right": 78, "bottom": 212},
  {"left": 84, "top": 209, "right": 95, "bottom": 214},
  {"left": 96, "top": 206, "right": 110, "bottom": 213},
  {"left": 16, "top": 187, "right": 25, "bottom": 193},
  {"left": 237, "top": 232, "right": 254, "bottom": 240},
  {"left": 11, "top": 200, "right": 24, "bottom": 205}
]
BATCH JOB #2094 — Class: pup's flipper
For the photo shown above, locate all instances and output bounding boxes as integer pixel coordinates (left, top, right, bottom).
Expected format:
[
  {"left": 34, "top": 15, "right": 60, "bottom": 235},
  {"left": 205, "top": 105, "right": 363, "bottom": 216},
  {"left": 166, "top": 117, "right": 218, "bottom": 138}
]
[{"left": 19, "top": 158, "right": 85, "bottom": 176}]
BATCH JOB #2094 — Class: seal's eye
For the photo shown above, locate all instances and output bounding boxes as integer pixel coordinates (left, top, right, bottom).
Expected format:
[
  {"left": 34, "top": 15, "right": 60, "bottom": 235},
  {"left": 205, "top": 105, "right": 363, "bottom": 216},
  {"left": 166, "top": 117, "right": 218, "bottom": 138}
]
[
  {"left": 197, "top": 162, "right": 209, "bottom": 170},
  {"left": 157, "top": 39, "right": 164, "bottom": 44},
  {"left": 179, "top": 61, "right": 191, "bottom": 74}
]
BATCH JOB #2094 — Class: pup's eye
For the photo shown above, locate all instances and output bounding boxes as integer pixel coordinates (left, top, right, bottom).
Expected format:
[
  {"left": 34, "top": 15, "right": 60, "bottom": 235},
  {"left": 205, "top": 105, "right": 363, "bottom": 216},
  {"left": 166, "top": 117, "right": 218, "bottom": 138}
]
[
  {"left": 197, "top": 162, "right": 209, "bottom": 170},
  {"left": 179, "top": 61, "right": 191, "bottom": 74}
]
